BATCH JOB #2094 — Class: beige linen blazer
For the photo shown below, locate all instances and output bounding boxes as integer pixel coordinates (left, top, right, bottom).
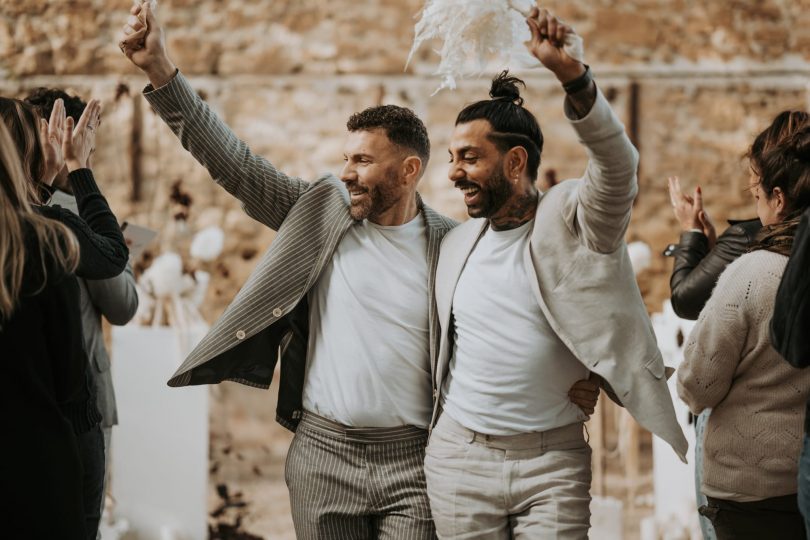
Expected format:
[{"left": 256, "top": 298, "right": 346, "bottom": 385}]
[{"left": 432, "top": 89, "right": 688, "bottom": 461}]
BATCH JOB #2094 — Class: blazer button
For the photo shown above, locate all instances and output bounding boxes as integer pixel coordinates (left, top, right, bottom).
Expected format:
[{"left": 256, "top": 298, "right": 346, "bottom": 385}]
[
  {"left": 272, "top": 307, "right": 283, "bottom": 317},
  {"left": 235, "top": 330, "right": 246, "bottom": 340}
]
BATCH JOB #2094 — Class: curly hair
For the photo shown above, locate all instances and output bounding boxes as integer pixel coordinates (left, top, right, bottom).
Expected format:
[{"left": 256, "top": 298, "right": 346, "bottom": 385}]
[
  {"left": 24, "top": 87, "right": 87, "bottom": 123},
  {"left": 346, "top": 105, "right": 430, "bottom": 166}
]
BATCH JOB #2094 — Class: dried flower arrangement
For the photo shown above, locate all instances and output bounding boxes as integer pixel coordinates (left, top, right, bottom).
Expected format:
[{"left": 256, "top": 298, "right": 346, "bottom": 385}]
[{"left": 133, "top": 179, "right": 225, "bottom": 329}]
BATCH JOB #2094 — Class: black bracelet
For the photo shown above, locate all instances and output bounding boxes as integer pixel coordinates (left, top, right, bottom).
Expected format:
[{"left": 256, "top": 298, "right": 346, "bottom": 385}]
[{"left": 562, "top": 65, "right": 592, "bottom": 95}]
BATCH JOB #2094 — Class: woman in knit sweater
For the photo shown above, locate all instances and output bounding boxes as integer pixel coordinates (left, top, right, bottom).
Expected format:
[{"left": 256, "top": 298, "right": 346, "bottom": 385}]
[
  {"left": 678, "top": 121, "right": 810, "bottom": 539},
  {"left": 0, "top": 98, "right": 128, "bottom": 538}
]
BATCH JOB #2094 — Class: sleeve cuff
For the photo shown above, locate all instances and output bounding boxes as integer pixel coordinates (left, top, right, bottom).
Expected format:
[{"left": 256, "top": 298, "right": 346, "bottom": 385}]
[
  {"left": 143, "top": 69, "right": 198, "bottom": 120},
  {"left": 143, "top": 68, "right": 180, "bottom": 93},
  {"left": 567, "top": 86, "right": 625, "bottom": 141},
  {"left": 679, "top": 230, "right": 709, "bottom": 249},
  {"left": 67, "top": 168, "right": 100, "bottom": 199}
]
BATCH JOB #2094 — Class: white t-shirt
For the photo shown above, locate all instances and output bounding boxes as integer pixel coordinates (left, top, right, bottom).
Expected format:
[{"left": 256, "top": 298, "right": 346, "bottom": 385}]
[
  {"left": 442, "top": 220, "right": 588, "bottom": 435},
  {"left": 302, "top": 214, "right": 432, "bottom": 428}
]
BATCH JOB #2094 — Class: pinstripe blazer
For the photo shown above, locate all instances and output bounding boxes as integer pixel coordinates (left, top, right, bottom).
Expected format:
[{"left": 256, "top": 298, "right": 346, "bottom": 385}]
[{"left": 144, "top": 72, "right": 457, "bottom": 431}]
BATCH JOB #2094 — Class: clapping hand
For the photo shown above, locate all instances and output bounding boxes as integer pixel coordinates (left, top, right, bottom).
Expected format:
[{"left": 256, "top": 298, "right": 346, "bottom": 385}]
[
  {"left": 63, "top": 99, "right": 102, "bottom": 172},
  {"left": 668, "top": 176, "right": 717, "bottom": 249},
  {"left": 39, "top": 98, "right": 65, "bottom": 185}
]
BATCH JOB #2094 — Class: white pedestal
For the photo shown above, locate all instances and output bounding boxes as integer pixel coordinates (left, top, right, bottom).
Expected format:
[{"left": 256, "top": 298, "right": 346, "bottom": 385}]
[{"left": 110, "top": 325, "right": 209, "bottom": 540}]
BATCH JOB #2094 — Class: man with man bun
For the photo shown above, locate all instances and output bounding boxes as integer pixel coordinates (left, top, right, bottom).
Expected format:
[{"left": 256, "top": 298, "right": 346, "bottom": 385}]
[{"left": 426, "top": 6, "right": 687, "bottom": 538}]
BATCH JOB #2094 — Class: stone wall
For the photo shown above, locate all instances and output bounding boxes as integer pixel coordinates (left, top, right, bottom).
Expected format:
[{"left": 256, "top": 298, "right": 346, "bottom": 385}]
[{"left": 3, "top": 1, "right": 810, "bottom": 537}]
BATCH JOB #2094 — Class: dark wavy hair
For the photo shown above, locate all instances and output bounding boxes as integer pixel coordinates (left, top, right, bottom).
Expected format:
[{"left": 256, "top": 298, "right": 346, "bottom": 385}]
[
  {"left": 758, "top": 121, "right": 810, "bottom": 218},
  {"left": 24, "top": 87, "right": 87, "bottom": 123},
  {"left": 347, "top": 105, "right": 430, "bottom": 167},
  {"left": 747, "top": 110, "right": 809, "bottom": 177},
  {"left": 455, "top": 71, "right": 544, "bottom": 181}
]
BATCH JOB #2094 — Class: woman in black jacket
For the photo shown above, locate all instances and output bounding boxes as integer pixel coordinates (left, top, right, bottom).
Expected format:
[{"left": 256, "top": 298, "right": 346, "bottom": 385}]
[
  {"left": 0, "top": 97, "right": 128, "bottom": 539},
  {"left": 667, "top": 109, "right": 808, "bottom": 540}
]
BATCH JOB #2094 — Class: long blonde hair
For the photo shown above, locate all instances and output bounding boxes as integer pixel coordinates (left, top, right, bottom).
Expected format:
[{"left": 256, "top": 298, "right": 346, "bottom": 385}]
[{"left": 0, "top": 120, "right": 79, "bottom": 321}]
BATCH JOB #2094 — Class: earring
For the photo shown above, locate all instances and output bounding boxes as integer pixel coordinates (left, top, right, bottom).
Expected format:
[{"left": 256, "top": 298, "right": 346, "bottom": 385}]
[{"left": 513, "top": 176, "right": 519, "bottom": 184}]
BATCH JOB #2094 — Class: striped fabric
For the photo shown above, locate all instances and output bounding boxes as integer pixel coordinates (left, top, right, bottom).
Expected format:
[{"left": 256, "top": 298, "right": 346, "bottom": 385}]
[
  {"left": 142, "top": 72, "right": 457, "bottom": 396},
  {"left": 286, "top": 412, "right": 435, "bottom": 539}
]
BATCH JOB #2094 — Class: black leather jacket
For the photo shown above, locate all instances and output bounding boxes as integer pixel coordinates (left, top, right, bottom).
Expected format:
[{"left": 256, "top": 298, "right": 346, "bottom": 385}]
[{"left": 669, "top": 218, "right": 762, "bottom": 320}]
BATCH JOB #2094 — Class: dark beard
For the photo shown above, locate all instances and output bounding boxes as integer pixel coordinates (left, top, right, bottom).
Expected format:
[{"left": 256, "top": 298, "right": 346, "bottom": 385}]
[
  {"left": 348, "top": 171, "right": 400, "bottom": 221},
  {"left": 467, "top": 167, "right": 513, "bottom": 219}
]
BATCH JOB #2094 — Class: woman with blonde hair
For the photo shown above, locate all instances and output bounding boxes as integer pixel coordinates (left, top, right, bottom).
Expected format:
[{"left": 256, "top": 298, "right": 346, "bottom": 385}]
[
  {"left": 0, "top": 97, "right": 128, "bottom": 539},
  {"left": 678, "top": 119, "right": 810, "bottom": 539}
]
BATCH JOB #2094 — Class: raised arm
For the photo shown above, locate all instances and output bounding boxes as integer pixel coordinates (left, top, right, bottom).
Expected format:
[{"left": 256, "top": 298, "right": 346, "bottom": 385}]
[
  {"left": 119, "top": 2, "right": 308, "bottom": 230},
  {"left": 37, "top": 100, "right": 128, "bottom": 279},
  {"left": 670, "top": 224, "right": 754, "bottom": 319},
  {"left": 525, "top": 6, "right": 639, "bottom": 254},
  {"left": 40, "top": 169, "right": 129, "bottom": 280}
]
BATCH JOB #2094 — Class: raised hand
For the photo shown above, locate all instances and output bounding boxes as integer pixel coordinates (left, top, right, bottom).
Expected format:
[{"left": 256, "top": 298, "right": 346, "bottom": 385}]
[
  {"left": 668, "top": 176, "right": 702, "bottom": 229},
  {"left": 39, "top": 98, "right": 66, "bottom": 185},
  {"left": 119, "top": 1, "right": 176, "bottom": 88},
  {"left": 524, "top": 6, "right": 585, "bottom": 83},
  {"left": 63, "top": 99, "right": 102, "bottom": 172}
]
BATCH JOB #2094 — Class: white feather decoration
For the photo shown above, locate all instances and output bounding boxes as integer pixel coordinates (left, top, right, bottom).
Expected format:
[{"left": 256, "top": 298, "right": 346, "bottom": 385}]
[
  {"left": 627, "top": 241, "right": 653, "bottom": 275},
  {"left": 189, "top": 226, "right": 225, "bottom": 262},
  {"left": 140, "top": 252, "right": 185, "bottom": 298},
  {"left": 407, "top": 0, "right": 585, "bottom": 93},
  {"left": 188, "top": 271, "right": 211, "bottom": 308}
]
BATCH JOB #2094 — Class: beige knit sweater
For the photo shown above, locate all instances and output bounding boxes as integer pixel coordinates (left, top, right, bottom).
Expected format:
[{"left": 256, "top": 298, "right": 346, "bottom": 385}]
[{"left": 677, "top": 250, "right": 810, "bottom": 501}]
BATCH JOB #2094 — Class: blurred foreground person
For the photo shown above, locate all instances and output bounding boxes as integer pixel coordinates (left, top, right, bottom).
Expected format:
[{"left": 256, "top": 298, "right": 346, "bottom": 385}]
[
  {"left": 426, "top": 7, "right": 686, "bottom": 539},
  {"left": 0, "top": 96, "right": 128, "bottom": 539},
  {"left": 666, "top": 109, "right": 807, "bottom": 540},
  {"left": 0, "top": 115, "right": 86, "bottom": 540},
  {"left": 771, "top": 205, "right": 810, "bottom": 533},
  {"left": 119, "top": 2, "right": 601, "bottom": 537},
  {"left": 678, "top": 122, "right": 810, "bottom": 540},
  {"left": 26, "top": 87, "right": 139, "bottom": 532}
]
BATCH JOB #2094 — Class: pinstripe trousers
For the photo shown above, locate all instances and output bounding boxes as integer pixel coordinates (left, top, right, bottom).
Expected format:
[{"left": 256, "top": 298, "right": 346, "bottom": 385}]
[{"left": 285, "top": 412, "right": 436, "bottom": 539}]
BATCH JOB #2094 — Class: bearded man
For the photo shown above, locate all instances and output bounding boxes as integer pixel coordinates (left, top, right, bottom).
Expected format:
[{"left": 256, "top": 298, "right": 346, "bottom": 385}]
[{"left": 426, "top": 6, "right": 687, "bottom": 539}]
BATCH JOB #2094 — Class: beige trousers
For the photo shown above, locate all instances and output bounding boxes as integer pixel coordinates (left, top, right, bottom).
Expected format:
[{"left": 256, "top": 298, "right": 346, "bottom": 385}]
[{"left": 424, "top": 414, "right": 591, "bottom": 539}]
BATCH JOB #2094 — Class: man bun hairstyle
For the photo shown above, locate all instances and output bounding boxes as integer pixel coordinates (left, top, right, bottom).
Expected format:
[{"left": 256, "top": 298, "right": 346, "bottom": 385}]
[
  {"left": 347, "top": 105, "right": 430, "bottom": 167},
  {"left": 758, "top": 120, "right": 810, "bottom": 218},
  {"left": 456, "top": 70, "right": 544, "bottom": 181},
  {"left": 24, "top": 87, "right": 87, "bottom": 123}
]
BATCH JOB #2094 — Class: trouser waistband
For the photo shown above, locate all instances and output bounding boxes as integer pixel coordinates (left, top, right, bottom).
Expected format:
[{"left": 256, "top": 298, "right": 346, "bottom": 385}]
[
  {"left": 299, "top": 411, "right": 428, "bottom": 444},
  {"left": 435, "top": 413, "right": 585, "bottom": 451}
]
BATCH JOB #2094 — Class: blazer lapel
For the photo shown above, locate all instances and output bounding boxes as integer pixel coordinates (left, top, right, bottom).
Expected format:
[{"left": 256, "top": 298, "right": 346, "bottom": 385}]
[{"left": 422, "top": 204, "right": 449, "bottom": 383}]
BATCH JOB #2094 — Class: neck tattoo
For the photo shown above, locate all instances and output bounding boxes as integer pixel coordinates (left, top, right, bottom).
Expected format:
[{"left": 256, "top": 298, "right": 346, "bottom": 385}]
[{"left": 490, "top": 192, "right": 538, "bottom": 231}]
